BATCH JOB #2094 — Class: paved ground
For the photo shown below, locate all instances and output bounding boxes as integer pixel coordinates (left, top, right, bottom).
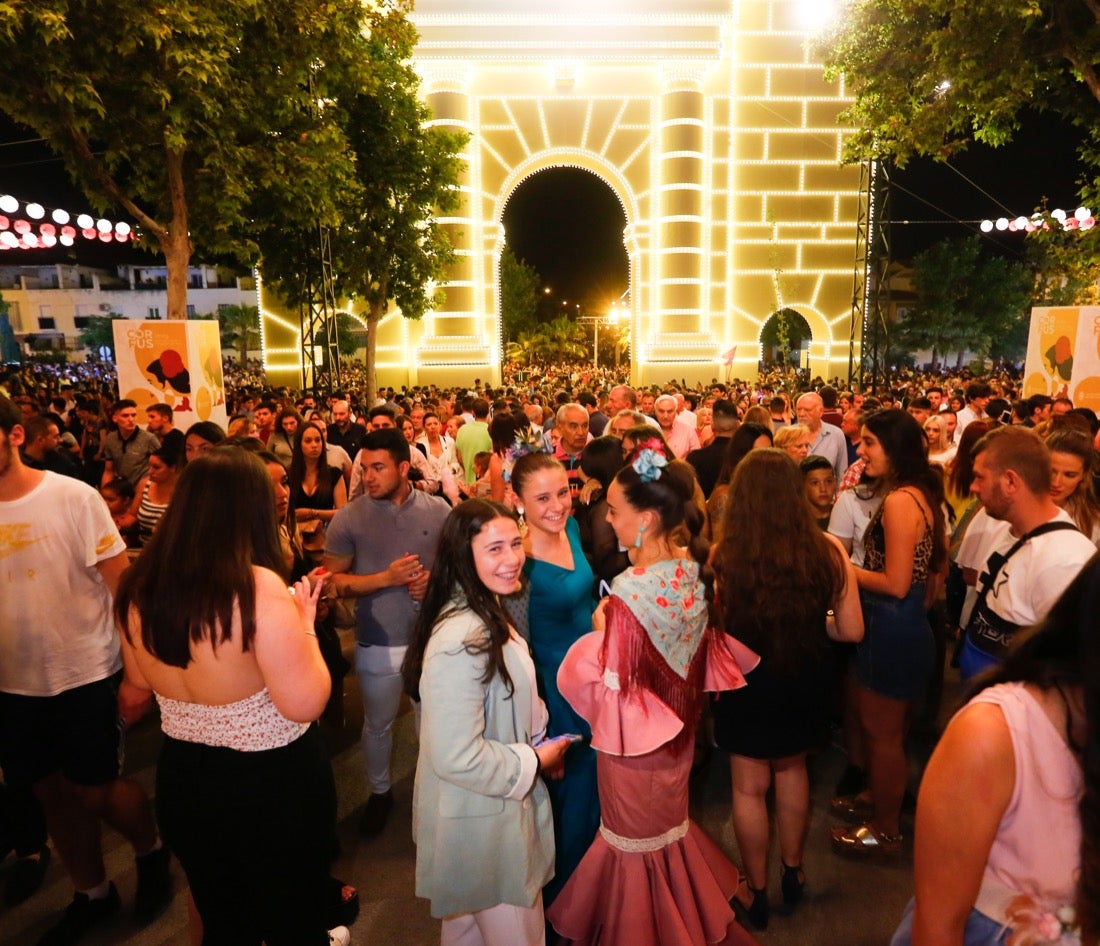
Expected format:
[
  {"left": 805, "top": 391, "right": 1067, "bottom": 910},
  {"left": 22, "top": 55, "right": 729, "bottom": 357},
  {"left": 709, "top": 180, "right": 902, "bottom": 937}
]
[{"left": 2, "top": 631, "right": 955, "bottom": 946}]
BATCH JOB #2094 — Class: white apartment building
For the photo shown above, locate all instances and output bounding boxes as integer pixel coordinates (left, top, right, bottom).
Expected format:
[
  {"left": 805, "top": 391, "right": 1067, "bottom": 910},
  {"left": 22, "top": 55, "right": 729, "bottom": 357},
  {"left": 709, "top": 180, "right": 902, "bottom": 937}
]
[{"left": 0, "top": 262, "right": 256, "bottom": 354}]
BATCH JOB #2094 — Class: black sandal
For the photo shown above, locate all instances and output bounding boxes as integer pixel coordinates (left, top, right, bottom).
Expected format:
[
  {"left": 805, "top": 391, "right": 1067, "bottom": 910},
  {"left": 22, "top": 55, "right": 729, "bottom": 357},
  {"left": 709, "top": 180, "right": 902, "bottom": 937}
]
[
  {"left": 780, "top": 861, "right": 805, "bottom": 908},
  {"left": 326, "top": 876, "right": 359, "bottom": 928}
]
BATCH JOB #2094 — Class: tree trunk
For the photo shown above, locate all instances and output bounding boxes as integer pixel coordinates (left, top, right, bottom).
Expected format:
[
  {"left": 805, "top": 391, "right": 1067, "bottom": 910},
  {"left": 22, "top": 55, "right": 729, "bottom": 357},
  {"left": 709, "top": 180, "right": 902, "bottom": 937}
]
[
  {"left": 164, "top": 149, "right": 193, "bottom": 320},
  {"left": 365, "top": 300, "right": 383, "bottom": 408}
]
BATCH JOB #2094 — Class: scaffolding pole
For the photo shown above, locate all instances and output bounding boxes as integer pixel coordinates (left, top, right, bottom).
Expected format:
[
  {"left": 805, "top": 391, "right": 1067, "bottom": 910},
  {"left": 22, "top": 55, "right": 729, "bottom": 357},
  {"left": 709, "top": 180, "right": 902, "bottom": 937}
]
[
  {"left": 848, "top": 159, "right": 891, "bottom": 391},
  {"left": 298, "top": 224, "right": 342, "bottom": 395}
]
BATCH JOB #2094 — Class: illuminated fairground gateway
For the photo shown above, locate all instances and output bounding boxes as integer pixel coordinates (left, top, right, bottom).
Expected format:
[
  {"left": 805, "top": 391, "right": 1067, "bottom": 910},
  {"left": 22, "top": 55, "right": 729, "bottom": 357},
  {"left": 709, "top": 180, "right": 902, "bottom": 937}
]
[{"left": 262, "top": 0, "right": 863, "bottom": 390}]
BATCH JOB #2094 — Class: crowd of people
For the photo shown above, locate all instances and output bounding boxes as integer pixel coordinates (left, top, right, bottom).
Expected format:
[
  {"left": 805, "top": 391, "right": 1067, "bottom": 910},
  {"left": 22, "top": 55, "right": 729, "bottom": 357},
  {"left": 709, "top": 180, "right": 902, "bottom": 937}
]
[{"left": 1, "top": 353, "right": 1098, "bottom": 946}]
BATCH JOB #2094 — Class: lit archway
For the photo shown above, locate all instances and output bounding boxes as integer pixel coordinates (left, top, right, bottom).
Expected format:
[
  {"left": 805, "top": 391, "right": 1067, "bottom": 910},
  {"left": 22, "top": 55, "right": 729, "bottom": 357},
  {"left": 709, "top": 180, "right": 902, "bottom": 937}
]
[
  {"left": 331, "top": 0, "right": 864, "bottom": 392},
  {"left": 760, "top": 308, "right": 813, "bottom": 368}
]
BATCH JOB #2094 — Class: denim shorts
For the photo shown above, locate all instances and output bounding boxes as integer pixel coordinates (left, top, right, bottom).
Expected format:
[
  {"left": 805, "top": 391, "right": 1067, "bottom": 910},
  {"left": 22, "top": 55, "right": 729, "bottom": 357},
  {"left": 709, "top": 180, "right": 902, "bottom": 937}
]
[
  {"left": 856, "top": 585, "right": 934, "bottom": 701},
  {"left": 891, "top": 897, "right": 1009, "bottom": 946}
]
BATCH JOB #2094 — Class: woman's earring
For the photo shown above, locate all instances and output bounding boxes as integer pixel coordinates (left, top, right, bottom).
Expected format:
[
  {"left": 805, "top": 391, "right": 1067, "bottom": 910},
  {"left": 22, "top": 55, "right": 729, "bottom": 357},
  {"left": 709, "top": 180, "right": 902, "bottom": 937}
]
[
  {"left": 516, "top": 507, "right": 527, "bottom": 535},
  {"left": 635, "top": 523, "right": 645, "bottom": 549}
]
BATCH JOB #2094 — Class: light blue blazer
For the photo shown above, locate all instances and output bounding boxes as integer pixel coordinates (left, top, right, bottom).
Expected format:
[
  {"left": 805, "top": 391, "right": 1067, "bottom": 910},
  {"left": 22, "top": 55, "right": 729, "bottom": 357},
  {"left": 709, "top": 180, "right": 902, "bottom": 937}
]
[{"left": 413, "top": 604, "right": 555, "bottom": 918}]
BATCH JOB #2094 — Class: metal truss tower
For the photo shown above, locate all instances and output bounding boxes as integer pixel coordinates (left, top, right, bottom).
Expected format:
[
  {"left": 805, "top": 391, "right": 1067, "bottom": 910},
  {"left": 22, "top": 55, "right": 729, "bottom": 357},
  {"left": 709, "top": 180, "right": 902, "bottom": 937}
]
[
  {"left": 298, "top": 224, "right": 342, "bottom": 395},
  {"left": 849, "top": 160, "right": 891, "bottom": 390}
]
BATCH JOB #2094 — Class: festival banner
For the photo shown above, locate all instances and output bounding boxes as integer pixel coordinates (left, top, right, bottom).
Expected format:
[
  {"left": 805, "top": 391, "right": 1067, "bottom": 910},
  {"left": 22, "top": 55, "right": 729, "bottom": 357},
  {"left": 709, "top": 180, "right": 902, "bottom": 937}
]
[
  {"left": 1023, "top": 306, "right": 1100, "bottom": 414},
  {"left": 112, "top": 320, "right": 228, "bottom": 430}
]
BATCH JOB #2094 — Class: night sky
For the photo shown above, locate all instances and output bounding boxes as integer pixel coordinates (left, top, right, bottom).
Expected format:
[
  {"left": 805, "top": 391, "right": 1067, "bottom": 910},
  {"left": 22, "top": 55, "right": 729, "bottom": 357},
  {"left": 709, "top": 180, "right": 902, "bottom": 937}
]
[{"left": 0, "top": 108, "right": 1087, "bottom": 287}]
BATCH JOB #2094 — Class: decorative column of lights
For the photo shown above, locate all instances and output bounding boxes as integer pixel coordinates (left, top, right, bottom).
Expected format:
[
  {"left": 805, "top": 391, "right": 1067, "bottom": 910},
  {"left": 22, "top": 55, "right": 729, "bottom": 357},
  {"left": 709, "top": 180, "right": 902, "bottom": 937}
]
[
  {"left": 656, "top": 65, "right": 707, "bottom": 341},
  {"left": 0, "top": 195, "right": 133, "bottom": 250},
  {"left": 422, "top": 68, "right": 483, "bottom": 347},
  {"left": 980, "top": 207, "right": 1095, "bottom": 233}
]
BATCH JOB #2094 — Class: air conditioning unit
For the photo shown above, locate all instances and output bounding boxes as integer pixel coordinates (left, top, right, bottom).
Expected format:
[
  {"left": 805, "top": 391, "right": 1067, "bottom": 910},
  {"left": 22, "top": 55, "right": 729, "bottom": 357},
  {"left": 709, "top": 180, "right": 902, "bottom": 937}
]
[{"left": 99, "top": 303, "right": 112, "bottom": 312}]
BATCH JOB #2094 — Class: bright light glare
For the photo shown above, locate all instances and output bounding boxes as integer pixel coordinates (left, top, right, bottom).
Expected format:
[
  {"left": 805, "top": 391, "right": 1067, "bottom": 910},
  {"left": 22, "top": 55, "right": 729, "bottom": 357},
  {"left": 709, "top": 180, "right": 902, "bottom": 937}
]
[
  {"left": 0, "top": 195, "right": 16, "bottom": 214},
  {"left": 794, "top": 0, "right": 838, "bottom": 31},
  {"left": 980, "top": 220, "right": 993, "bottom": 232}
]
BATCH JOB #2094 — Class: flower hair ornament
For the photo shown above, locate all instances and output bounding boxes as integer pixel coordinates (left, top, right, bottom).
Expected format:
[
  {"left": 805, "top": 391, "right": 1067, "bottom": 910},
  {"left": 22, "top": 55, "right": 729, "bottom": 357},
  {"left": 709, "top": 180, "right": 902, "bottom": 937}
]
[
  {"left": 503, "top": 427, "right": 549, "bottom": 482},
  {"left": 632, "top": 442, "right": 668, "bottom": 483}
]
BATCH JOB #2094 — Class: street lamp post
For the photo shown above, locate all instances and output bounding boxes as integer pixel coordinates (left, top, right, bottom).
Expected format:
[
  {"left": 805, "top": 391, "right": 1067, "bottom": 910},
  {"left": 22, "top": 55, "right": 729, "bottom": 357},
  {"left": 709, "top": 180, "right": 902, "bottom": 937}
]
[{"left": 580, "top": 304, "right": 621, "bottom": 370}]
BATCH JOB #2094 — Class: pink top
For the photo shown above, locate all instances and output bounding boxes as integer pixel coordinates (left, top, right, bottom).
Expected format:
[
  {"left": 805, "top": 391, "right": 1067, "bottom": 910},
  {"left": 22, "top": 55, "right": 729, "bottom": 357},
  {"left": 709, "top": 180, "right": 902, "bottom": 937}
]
[{"left": 971, "top": 683, "right": 1082, "bottom": 924}]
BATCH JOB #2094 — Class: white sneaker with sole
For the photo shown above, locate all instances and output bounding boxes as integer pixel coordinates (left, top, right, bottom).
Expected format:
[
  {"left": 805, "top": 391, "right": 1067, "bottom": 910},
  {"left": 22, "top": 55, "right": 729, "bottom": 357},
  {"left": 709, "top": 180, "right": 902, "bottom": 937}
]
[{"left": 328, "top": 926, "right": 351, "bottom": 946}]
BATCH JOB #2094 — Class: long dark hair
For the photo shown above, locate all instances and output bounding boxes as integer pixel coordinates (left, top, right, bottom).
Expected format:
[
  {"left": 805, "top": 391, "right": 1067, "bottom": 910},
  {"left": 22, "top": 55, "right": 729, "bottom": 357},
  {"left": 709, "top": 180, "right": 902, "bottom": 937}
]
[
  {"left": 863, "top": 409, "right": 948, "bottom": 574},
  {"left": 580, "top": 435, "right": 625, "bottom": 490},
  {"left": 716, "top": 422, "right": 773, "bottom": 489},
  {"left": 115, "top": 448, "right": 287, "bottom": 667},
  {"left": 715, "top": 449, "right": 845, "bottom": 672},
  {"left": 972, "top": 553, "right": 1100, "bottom": 942},
  {"left": 401, "top": 500, "right": 520, "bottom": 700},
  {"left": 289, "top": 421, "right": 337, "bottom": 506},
  {"left": 946, "top": 420, "right": 992, "bottom": 499}
]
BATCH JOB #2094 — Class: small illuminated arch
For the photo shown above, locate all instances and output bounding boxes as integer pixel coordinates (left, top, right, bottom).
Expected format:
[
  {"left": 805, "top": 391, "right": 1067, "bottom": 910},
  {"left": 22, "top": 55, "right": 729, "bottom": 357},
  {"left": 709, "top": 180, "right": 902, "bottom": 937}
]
[{"left": 759, "top": 307, "right": 813, "bottom": 365}]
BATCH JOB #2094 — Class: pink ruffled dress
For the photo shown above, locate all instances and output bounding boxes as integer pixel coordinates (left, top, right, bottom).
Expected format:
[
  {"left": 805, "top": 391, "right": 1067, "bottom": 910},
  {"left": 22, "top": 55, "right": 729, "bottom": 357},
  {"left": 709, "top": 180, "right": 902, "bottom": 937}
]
[{"left": 546, "top": 559, "right": 761, "bottom": 946}]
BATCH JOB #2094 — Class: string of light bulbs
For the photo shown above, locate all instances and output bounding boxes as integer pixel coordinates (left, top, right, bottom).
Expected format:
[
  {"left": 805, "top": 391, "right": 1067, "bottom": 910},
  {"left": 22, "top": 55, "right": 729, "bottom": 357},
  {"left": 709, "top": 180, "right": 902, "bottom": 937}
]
[
  {"left": 980, "top": 207, "right": 1095, "bottom": 234},
  {"left": 0, "top": 194, "right": 134, "bottom": 250}
]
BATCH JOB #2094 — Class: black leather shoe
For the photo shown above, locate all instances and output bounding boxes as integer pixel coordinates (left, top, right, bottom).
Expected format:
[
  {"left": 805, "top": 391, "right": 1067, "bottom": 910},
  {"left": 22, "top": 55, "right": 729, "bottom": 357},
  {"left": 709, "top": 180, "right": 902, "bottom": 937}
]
[{"left": 358, "top": 790, "right": 394, "bottom": 838}]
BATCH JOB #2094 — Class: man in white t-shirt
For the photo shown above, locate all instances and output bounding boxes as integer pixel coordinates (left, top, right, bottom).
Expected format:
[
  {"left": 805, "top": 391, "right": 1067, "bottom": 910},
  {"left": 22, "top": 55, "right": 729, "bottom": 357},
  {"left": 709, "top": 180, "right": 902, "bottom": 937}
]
[
  {"left": 960, "top": 426, "right": 1095, "bottom": 678},
  {"left": 0, "top": 395, "right": 171, "bottom": 942}
]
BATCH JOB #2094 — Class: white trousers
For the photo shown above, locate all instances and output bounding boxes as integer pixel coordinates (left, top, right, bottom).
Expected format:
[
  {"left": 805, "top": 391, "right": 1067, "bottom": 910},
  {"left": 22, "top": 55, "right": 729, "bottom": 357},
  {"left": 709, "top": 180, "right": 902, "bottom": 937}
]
[
  {"left": 355, "top": 643, "right": 409, "bottom": 795},
  {"left": 440, "top": 896, "right": 545, "bottom": 946}
]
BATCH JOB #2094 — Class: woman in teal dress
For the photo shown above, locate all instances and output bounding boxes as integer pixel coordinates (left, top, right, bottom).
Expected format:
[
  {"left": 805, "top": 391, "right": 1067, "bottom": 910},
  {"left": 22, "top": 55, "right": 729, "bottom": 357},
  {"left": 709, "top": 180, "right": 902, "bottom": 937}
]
[{"left": 512, "top": 452, "right": 600, "bottom": 905}]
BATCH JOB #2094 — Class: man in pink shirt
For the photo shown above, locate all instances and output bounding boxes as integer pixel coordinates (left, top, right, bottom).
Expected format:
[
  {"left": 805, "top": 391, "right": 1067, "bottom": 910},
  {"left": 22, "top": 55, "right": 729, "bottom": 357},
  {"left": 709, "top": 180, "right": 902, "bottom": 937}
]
[{"left": 654, "top": 394, "right": 700, "bottom": 458}]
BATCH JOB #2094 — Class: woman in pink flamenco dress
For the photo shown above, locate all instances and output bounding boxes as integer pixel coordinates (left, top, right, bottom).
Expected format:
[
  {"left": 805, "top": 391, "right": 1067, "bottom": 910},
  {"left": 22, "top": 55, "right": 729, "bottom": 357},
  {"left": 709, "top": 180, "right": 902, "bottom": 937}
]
[{"left": 546, "top": 445, "right": 761, "bottom": 946}]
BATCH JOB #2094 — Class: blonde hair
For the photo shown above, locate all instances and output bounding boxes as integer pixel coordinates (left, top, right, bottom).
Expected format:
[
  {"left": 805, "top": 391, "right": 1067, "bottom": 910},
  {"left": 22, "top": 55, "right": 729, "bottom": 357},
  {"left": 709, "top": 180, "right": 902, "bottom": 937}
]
[{"left": 773, "top": 424, "right": 809, "bottom": 450}]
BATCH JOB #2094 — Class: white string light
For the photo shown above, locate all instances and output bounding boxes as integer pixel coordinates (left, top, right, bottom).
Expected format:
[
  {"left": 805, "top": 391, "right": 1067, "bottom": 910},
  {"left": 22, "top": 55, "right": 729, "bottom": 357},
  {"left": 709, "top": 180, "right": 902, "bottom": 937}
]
[
  {"left": 980, "top": 207, "right": 1094, "bottom": 233},
  {"left": 0, "top": 194, "right": 135, "bottom": 250}
]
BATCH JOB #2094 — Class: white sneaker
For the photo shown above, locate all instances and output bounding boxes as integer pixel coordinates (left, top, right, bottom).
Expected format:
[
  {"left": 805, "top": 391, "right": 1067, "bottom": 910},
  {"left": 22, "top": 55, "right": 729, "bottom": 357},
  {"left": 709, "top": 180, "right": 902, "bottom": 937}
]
[{"left": 328, "top": 926, "right": 351, "bottom": 946}]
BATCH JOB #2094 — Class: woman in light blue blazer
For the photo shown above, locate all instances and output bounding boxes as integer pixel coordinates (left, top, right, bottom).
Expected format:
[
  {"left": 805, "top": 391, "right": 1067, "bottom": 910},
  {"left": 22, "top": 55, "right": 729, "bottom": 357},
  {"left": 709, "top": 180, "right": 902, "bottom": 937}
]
[{"left": 403, "top": 499, "right": 570, "bottom": 946}]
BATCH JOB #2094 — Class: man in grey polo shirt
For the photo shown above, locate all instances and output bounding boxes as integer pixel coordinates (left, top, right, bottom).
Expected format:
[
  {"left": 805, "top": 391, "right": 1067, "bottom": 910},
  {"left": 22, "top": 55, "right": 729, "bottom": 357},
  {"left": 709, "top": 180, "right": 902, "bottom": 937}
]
[
  {"left": 100, "top": 399, "right": 160, "bottom": 488},
  {"left": 324, "top": 428, "right": 449, "bottom": 838}
]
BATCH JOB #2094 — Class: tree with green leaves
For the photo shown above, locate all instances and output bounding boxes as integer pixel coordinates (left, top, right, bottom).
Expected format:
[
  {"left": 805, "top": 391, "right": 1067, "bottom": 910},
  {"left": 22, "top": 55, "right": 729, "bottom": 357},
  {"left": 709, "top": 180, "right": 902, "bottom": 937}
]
[
  {"left": 499, "top": 247, "right": 543, "bottom": 343},
  {"left": 817, "top": 1, "right": 1100, "bottom": 169},
  {"left": 891, "top": 237, "right": 1032, "bottom": 367},
  {"left": 256, "top": 2, "right": 465, "bottom": 405},
  {"left": 214, "top": 304, "right": 261, "bottom": 366},
  {"left": 0, "top": 1, "right": 367, "bottom": 320},
  {"left": 505, "top": 328, "right": 551, "bottom": 366},
  {"left": 542, "top": 316, "right": 588, "bottom": 362},
  {"left": 77, "top": 313, "right": 124, "bottom": 359},
  {"left": 1025, "top": 195, "right": 1100, "bottom": 306}
]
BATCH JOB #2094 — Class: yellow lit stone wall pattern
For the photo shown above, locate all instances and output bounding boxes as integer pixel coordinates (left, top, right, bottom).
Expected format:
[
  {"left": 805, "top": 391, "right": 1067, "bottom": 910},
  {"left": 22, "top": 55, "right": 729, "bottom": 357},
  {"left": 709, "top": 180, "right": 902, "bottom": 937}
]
[{"left": 259, "top": 0, "right": 863, "bottom": 389}]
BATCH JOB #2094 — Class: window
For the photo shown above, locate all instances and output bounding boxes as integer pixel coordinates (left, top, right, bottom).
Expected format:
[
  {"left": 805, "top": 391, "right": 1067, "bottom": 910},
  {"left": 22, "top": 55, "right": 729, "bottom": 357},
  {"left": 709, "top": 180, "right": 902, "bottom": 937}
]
[
  {"left": 38, "top": 317, "right": 57, "bottom": 330},
  {"left": 147, "top": 307, "right": 161, "bottom": 320},
  {"left": 74, "top": 316, "right": 92, "bottom": 329},
  {"left": 186, "top": 304, "right": 197, "bottom": 317},
  {"left": 217, "top": 303, "right": 231, "bottom": 315}
]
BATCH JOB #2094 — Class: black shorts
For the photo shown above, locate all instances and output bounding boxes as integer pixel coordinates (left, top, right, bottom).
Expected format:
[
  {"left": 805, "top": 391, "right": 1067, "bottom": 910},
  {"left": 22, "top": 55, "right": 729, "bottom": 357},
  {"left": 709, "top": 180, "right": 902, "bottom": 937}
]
[{"left": 0, "top": 674, "right": 124, "bottom": 788}]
